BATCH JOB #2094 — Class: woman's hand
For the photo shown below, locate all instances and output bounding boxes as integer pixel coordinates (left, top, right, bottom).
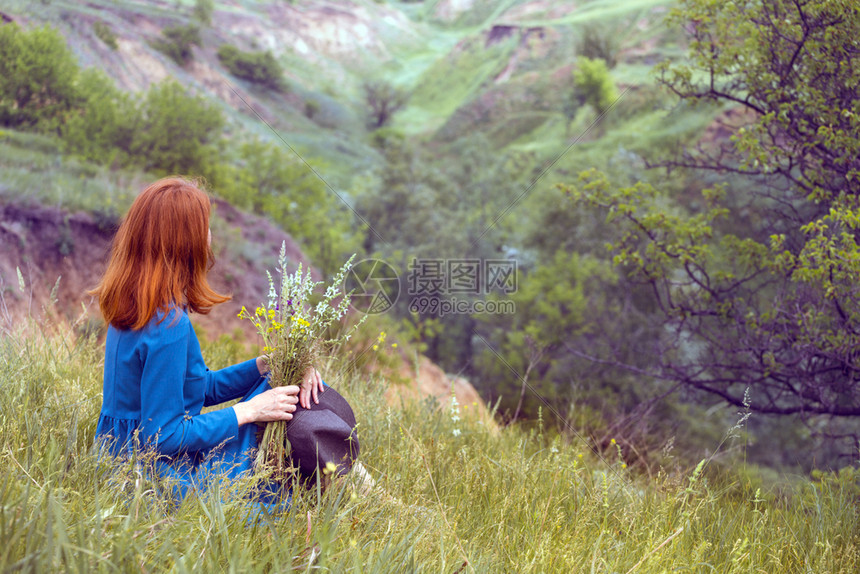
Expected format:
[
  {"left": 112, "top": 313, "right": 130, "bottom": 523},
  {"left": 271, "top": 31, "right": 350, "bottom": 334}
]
[
  {"left": 299, "top": 367, "right": 324, "bottom": 410},
  {"left": 233, "top": 385, "right": 299, "bottom": 426},
  {"left": 256, "top": 355, "right": 270, "bottom": 375}
]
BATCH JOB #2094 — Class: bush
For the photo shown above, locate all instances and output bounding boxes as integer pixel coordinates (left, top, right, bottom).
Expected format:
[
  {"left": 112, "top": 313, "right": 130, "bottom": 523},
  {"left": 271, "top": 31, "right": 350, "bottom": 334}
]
[
  {"left": 0, "top": 24, "right": 78, "bottom": 130},
  {"left": 131, "top": 80, "right": 223, "bottom": 175},
  {"left": 577, "top": 25, "right": 619, "bottom": 68},
  {"left": 362, "top": 80, "right": 409, "bottom": 128},
  {"left": 93, "top": 21, "right": 118, "bottom": 50},
  {"left": 151, "top": 25, "right": 200, "bottom": 66},
  {"left": 303, "top": 99, "right": 320, "bottom": 119},
  {"left": 192, "top": 0, "right": 215, "bottom": 26},
  {"left": 216, "top": 44, "right": 284, "bottom": 90},
  {"left": 211, "top": 138, "right": 357, "bottom": 275},
  {"left": 62, "top": 68, "right": 139, "bottom": 166},
  {"left": 571, "top": 56, "right": 617, "bottom": 116}
]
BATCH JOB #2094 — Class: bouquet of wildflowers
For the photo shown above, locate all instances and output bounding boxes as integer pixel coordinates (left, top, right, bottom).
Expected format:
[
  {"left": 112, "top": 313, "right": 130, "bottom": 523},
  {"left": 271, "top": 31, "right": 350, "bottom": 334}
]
[{"left": 238, "top": 242, "right": 363, "bottom": 482}]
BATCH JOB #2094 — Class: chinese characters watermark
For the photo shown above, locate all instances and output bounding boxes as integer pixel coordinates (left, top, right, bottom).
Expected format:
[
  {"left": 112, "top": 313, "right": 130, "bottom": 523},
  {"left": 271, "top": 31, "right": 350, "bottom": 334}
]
[{"left": 345, "top": 258, "right": 517, "bottom": 316}]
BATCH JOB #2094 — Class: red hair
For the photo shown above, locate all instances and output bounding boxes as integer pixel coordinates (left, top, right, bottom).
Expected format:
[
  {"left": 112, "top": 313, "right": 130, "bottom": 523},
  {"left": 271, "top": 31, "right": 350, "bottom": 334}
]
[{"left": 91, "top": 177, "right": 230, "bottom": 330}]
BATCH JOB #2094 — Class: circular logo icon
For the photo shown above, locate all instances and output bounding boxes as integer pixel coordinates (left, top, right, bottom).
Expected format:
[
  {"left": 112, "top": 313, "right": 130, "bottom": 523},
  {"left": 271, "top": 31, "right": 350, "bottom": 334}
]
[{"left": 344, "top": 258, "right": 400, "bottom": 314}]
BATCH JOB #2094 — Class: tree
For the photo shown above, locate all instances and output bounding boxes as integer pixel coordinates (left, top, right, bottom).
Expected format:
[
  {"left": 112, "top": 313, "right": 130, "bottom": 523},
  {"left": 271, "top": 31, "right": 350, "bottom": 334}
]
[
  {"left": 362, "top": 80, "right": 409, "bottom": 129},
  {"left": 217, "top": 44, "right": 284, "bottom": 91},
  {"left": 193, "top": 0, "right": 215, "bottom": 26},
  {"left": 151, "top": 25, "right": 201, "bottom": 66},
  {"left": 0, "top": 24, "right": 78, "bottom": 130},
  {"left": 62, "top": 68, "right": 139, "bottom": 166},
  {"left": 212, "top": 139, "right": 358, "bottom": 276},
  {"left": 568, "top": 0, "right": 860, "bottom": 419},
  {"left": 131, "top": 80, "right": 223, "bottom": 175},
  {"left": 571, "top": 56, "right": 617, "bottom": 117},
  {"left": 577, "top": 25, "right": 620, "bottom": 69}
]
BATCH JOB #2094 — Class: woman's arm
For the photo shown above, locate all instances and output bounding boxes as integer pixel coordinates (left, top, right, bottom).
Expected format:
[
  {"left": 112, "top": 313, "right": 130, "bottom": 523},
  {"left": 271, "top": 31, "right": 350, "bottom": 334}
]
[
  {"left": 203, "top": 358, "right": 262, "bottom": 406},
  {"left": 138, "top": 318, "right": 241, "bottom": 455}
]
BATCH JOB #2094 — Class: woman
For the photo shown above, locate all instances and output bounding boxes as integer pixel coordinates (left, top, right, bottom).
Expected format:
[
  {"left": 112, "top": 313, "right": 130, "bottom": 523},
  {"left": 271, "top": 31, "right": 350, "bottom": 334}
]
[{"left": 91, "top": 177, "right": 323, "bottom": 503}]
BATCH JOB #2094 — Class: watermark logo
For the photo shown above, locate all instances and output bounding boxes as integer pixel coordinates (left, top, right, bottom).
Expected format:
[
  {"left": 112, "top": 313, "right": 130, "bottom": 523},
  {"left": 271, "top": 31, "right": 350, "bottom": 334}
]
[
  {"left": 408, "top": 258, "right": 517, "bottom": 296},
  {"left": 345, "top": 258, "right": 400, "bottom": 314},
  {"left": 408, "top": 296, "right": 516, "bottom": 316},
  {"left": 408, "top": 258, "right": 517, "bottom": 317},
  {"left": 345, "top": 257, "right": 518, "bottom": 316}
]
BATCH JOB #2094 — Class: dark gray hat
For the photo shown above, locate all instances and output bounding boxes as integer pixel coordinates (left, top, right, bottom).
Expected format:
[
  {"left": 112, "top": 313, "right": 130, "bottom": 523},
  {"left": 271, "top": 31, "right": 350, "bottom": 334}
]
[{"left": 287, "top": 386, "right": 360, "bottom": 486}]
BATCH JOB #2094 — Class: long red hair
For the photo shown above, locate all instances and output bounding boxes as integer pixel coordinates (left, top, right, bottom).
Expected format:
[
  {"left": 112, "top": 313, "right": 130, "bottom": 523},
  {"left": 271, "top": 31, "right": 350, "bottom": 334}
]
[{"left": 91, "top": 177, "right": 230, "bottom": 330}]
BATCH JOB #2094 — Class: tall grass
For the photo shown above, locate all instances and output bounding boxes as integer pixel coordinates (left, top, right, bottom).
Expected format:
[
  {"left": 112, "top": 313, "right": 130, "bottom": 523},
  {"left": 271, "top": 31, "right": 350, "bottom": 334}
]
[{"left": 1, "top": 314, "right": 858, "bottom": 572}]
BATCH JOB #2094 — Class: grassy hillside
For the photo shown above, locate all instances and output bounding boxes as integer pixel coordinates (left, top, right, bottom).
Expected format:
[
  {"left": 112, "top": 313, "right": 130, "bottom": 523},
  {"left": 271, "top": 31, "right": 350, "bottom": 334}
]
[
  {"left": 1, "top": 319, "right": 858, "bottom": 572},
  {"left": 0, "top": 0, "right": 691, "bottom": 188}
]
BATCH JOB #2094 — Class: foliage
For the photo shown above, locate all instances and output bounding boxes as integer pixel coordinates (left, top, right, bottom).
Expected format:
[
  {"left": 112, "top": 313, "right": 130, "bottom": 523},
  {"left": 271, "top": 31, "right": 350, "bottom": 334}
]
[
  {"left": 655, "top": 0, "right": 860, "bottom": 206},
  {"left": 303, "top": 99, "right": 320, "bottom": 119},
  {"left": 193, "top": 0, "right": 215, "bottom": 26},
  {"left": 475, "top": 250, "right": 618, "bottom": 419},
  {"left": 0, "top": 23, "right": 219, "bottom": 177},
  {"left": 212, "top": 138, "right": 358, "bottom": 277},
  {"left": 92, "top": 21, "right": 118, "bottom": 50},
  {"left": 151, "top": 24, "right": 201, "bottom": 66},
  {"left": 567, "top": 0, "right": 860, "bottom": 424},
  {"left": 131, "top": 80, "right": 223, "bottom": 176},
  {"left": 354, "top": 134, "right": 529, "bottom": 370},
  {"left": 571, "top": 56, "right": 617, "bottom": 117},
  {"left": 217, "top": 44, "right": 284, "bottom": 90},
  {"left": 63, "top": 76, "right": 223, "bottom": 176},
  {"left": 1, "top": 320, "right": 859, "bottom": 572},
  {"left": 577, "top": 24, "right": 619, "bottom": 68},
  {"left": 362, "top": 80, "right": 409, "bottom": 129},
  {"left": 61, "top": 68, "right": 139, "bottom": 167},
  {"left": 0, "top": 24, "right": 78, "bottom": 130}
]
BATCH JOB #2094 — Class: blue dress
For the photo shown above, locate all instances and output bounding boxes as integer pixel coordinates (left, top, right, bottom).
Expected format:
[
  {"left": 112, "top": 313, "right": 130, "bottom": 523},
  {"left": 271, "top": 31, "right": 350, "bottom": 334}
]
[{"left": 95, "top": 307, "right": 284, "bottom": 507}]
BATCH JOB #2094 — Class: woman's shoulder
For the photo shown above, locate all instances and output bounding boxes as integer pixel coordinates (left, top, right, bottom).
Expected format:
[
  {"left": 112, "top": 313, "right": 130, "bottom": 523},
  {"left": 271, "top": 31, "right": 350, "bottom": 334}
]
[
  {"left": 127, "top": 306, "right": 192, "bottom": 342},
  {"left": 107, "top": 306, "right": 191, "bottom": 349}
]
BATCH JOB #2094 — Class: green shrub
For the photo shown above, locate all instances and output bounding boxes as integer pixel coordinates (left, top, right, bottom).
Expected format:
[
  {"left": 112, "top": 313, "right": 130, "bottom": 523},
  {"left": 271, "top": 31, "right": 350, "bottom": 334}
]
[
  {"left": 151, "top": 25, "right": 200, "bottom": 66},
  {"left": 62, "top": 68, "right": 139, "bottom": 166},
  {"left": 577, "top": 25, "right": 619, "bottom": 68},
  {"left": 303, "top": 99, "right": 320, "bottom": 119},
  {"left": 216, "top": 44, "right": 284, "bottom": 90},
  {"left": 212, "top": 138, "right": 357, "bottom": 276},
  {"left": 92, "top": 21, "right": 118, "bottom": 50},
  {"left": 131, "top": 79, "right": 223, "bottom": 175},
  {"left": 362, "top": 80, "right": 409, "bottom": 128},
  {"left": 192, "top": 0, "right": 215, "bottom": 26},
  {"left": 571, "top": 56, "right": 617, "bottom": 116},
  {"left": 0, "top": 24, "right": 78, "bottom": 130}
]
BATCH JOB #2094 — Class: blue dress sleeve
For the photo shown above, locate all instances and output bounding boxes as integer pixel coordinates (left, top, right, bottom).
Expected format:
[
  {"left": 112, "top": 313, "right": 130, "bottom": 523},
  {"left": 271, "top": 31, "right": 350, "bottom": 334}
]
[
  {"left": 204, "top": 359, "right": 262, "bottom": 406},
  {"left": 138, "top": 315, "right": 239, "bottom": 456}
]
